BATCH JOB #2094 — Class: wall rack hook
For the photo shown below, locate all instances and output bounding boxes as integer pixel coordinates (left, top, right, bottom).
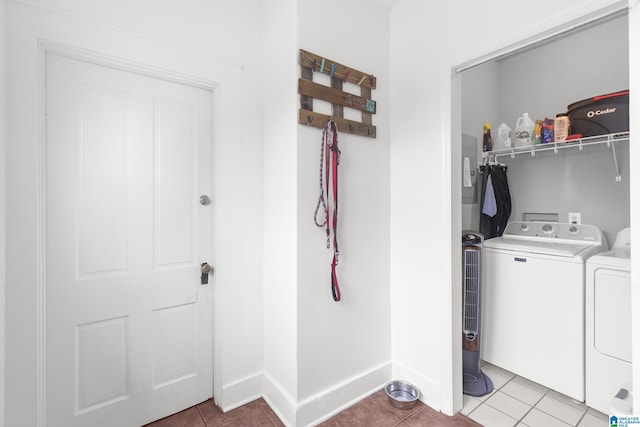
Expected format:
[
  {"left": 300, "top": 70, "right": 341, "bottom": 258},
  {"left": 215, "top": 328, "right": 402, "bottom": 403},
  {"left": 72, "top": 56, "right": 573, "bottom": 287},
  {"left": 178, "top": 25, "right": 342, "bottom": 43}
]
[{"left": 298, "top": 49, "right": 377, "bottom": 138}]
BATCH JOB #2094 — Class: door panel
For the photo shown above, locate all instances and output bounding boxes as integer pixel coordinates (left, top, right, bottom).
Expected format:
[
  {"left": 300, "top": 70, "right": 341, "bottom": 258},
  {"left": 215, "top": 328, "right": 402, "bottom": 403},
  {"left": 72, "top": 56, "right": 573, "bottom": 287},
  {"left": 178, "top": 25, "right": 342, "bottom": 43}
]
[
  {"left": 151, "top": 303, "right": 197, "bottom": 388},
  {"left": 77, "top": 86, "right": 129, "bottom": 277},
  {"left": 76, "top": 316, "right": 130, "bottom": 414},
  {"left": 154, "top": 98, "right": 196, "bottom": 268},
  {"left": 45, "top": 54, "right": 213, "bottom": 427}
]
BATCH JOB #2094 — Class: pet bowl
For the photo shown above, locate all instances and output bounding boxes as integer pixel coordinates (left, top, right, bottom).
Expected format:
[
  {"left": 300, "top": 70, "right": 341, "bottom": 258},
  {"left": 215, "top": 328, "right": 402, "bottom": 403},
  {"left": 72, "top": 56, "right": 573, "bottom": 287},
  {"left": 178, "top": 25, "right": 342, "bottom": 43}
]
[{"left": 384, "top": 380, "right": 421, "bottom": 410}]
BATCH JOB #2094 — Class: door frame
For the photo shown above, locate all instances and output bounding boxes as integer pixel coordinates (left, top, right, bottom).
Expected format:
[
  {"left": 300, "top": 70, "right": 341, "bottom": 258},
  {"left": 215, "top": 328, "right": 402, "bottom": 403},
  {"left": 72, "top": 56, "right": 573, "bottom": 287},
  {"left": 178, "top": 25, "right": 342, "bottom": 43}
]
[
  {"left": 448, "top": 2, "right": 630, "bottom": 415},
  {"left": 36, "top": 40, "right": 222, "bottom": 424}
]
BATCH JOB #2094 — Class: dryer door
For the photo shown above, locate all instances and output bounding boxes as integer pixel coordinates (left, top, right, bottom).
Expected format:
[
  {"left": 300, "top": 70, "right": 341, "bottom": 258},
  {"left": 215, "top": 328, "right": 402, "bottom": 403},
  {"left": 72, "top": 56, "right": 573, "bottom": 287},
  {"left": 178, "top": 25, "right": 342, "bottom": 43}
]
[{"left": 594, "top": 268, "right": 632, "bottom": 362}]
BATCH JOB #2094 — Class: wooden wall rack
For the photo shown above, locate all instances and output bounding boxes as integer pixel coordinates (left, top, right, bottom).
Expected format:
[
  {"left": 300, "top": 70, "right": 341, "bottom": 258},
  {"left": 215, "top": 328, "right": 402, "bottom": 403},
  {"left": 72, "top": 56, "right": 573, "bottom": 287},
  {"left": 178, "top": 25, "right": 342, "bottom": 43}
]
[{"left": 298, "top": 49, "right": 377, "bottom": 138}]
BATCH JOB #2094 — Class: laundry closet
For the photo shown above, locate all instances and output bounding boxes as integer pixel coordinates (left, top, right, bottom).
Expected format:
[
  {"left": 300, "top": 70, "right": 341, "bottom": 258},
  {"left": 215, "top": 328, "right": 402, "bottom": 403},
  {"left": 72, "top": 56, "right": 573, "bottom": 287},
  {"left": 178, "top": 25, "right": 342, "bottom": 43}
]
[{"left": 460, "top": 12, "right": 631, "bottom": 414}]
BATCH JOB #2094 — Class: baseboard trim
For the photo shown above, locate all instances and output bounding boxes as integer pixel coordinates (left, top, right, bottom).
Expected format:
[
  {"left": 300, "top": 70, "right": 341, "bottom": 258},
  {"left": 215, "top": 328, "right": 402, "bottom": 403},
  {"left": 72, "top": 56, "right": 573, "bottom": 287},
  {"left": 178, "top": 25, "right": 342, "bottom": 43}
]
[
  {"left": 235, "top": 362, "right": 439, "bottom": 426},
  {"left": 262, "top": 372, "right": 298, "bottom": 427},
  {"left": 218, "top": 372, "right": 263, "bottom": 412},
  {"left": 296, "top": 362, "right": 391, "bottom": 426}
]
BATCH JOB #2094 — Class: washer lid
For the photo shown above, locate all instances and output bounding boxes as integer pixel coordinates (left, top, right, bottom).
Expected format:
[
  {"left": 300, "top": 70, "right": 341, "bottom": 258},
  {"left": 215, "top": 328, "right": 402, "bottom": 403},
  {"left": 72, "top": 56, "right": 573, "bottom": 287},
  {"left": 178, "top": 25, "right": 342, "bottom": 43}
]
[
  {"left": 484, "top": 221, "right": 605, "bottom": 257},
  {"left": 484, "top": 237, "right": 596, "bottom": 258}
]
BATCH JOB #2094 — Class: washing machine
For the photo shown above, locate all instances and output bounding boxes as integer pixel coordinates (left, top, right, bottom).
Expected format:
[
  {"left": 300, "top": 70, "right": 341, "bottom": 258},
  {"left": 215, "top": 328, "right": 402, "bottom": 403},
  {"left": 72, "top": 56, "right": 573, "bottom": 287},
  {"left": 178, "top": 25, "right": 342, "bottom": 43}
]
[
  {"left": 481, "top": 221, "right": 606, "bottom": 402},
  {"left": 586, "top": 227, "right": 631, "bottom": 414}
]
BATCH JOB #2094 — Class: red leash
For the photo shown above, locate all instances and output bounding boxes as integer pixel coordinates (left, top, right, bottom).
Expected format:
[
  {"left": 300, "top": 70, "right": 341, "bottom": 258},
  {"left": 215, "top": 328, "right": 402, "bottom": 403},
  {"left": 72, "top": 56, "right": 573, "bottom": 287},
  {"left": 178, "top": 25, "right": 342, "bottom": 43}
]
[{"left": 314, "top": 120, "right": 341, "bottom": 301}]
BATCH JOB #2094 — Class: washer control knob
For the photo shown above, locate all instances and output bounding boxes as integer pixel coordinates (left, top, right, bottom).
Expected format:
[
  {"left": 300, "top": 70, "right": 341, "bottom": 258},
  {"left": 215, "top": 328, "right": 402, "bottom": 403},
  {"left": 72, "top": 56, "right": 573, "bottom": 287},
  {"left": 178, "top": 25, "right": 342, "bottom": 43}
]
[
  {"left": 569, "top": 225, "right": 578, "bottom": 234},
  {"left": 541, "top": 223, "right": 553, "bottom": 234},
  {"left": 520, "top": 224, "right": 529, "bottom": 232}
]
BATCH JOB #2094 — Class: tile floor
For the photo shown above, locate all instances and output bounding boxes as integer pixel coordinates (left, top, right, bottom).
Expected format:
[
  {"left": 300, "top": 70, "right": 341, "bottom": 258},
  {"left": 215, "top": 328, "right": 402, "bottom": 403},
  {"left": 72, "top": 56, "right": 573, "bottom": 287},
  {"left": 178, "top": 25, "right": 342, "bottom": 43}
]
[
  {"left": 143, "top": 398, "right": 285, "bottom": 427},
  {"left": 462, "top": 362, "right": 609, "bottom": 427},
  {"left": 145, "top": 362, "right": 610, "bottom": 427},
  {"left": 316, "top": 388, "right": 480, "bottom": 427},
  {"left": 145, "top": 389, "right": 481, "bottom": 427}
]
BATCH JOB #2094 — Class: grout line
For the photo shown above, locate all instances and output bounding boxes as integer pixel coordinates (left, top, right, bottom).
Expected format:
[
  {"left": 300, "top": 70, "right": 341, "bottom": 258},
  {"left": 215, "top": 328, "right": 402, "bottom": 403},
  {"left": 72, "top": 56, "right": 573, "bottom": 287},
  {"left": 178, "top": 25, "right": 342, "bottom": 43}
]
[
  {"left": 575, "top": 411, "right": 588, "bottom": 427},
  {"left": 256, "top": 403, "right": 278, "bottom": 427},
  {"left": 402, "top": 406, "right": 427, "bottom": 426},
  {"left": 533, "top": 389, "right": 588, "bottom": 427},
  {"left": 195, "top": 404, "right": 207, "bottom": 426},
  {"left": 517, "top": 388, "right": 578, "bottom": 427},
  {"left": 367, "top": 393, "right": 418, "bottom": 422},
  {"left": 516, "top": 400, "right": 538, "bottom": 424},
  {"left": 515, "top": 386, "right": 550, "bottom": 423},
  {"left": 198, "top": 400, "right": 255, "bottom": 427},
  {"left": 474, "top": 380, "right": 589, "bottom": 427},
  {"left": 518, "top": 389, "right": 555, "bottom": 422},
  {"left": 476, "top": 392, "right": 521, "bottom": 424}
]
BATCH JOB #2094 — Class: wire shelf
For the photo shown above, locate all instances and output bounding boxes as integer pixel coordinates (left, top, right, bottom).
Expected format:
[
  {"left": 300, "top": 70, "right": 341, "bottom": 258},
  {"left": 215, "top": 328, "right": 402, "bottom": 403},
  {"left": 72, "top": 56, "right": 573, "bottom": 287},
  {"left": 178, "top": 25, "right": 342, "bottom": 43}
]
[{"left": 485, "top": 132, "right": 630, "bottom": 181}]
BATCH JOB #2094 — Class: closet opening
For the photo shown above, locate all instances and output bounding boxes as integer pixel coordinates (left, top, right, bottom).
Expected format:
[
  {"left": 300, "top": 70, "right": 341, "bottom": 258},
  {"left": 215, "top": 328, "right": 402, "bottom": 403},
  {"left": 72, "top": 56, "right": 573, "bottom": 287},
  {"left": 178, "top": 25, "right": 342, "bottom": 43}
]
[{"left": 452, "top": 7, "right": 630, "bottom": 419}]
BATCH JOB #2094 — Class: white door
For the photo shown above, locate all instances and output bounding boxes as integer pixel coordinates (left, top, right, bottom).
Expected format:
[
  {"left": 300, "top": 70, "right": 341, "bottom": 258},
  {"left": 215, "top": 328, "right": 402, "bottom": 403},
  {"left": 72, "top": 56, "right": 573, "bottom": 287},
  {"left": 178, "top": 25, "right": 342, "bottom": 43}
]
[{"left": 45, "top": 54, "right": 214, "bottom": 427}]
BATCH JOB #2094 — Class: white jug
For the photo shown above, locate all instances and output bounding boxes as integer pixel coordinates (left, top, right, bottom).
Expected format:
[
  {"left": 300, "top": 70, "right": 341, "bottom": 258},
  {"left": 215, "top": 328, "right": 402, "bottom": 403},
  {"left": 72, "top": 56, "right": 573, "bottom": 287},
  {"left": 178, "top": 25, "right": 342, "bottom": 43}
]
[
  {"left": 496, "top": 122, "right": 511, "bottom": 148},
  {"left": 514, "top": 113, "right": 534, "bottom": 147}
]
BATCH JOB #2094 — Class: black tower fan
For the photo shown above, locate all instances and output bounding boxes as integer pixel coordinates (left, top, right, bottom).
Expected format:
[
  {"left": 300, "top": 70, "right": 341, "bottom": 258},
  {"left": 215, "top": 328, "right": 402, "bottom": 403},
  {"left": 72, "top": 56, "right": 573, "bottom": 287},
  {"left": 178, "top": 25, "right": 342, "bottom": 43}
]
[{"left": 462, "top": 231, "right": 493, "bottom": 396}]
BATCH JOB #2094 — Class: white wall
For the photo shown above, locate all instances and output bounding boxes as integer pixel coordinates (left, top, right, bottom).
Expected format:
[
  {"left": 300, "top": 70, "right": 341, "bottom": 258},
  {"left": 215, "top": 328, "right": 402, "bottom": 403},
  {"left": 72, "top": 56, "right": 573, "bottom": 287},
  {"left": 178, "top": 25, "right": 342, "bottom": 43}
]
[
  {"left": 390, "top": 0, "right": 629, "bottom": 415},
  {"left": 498, "top": 17, "right": 628, "bottom": 124},
  {"left": 262, "top": 1, "right": 392, "bottom": 425},
  {"left": 261, "top": 0, "right": 299, "bottom": 423},
  {"left": 461, "top": 62, "right": 500, "bottom": 138},
  {"left": 461, "top": 62, "right": 499, "bottom": 230},
  {"left": 296, "top": 1, "right": 391, "bottom": 425},
  {"left": 3, "top": 1, "right": 265, "bottom": 425},
  {"left": 390, "top": 0, "right": 458, "bottom": 411}
]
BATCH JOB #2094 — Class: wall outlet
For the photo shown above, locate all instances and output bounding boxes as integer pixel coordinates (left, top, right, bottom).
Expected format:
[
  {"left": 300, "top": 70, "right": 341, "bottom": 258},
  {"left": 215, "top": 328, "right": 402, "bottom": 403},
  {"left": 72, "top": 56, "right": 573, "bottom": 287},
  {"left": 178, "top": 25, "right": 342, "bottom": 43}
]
[{"left": 568, "top": 212, "right": 582, "bottom": 224}]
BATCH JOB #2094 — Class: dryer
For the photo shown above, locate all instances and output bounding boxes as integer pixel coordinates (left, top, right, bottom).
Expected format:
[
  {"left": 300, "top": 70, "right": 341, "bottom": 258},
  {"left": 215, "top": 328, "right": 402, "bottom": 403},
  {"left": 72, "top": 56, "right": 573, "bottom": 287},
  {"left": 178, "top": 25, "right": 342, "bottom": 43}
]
[
  {"left": 481, "top": 221, "right": 606, "bottom": 402},
  {"left": 586, "top": 227, "right": 631, "bottom": 414}
]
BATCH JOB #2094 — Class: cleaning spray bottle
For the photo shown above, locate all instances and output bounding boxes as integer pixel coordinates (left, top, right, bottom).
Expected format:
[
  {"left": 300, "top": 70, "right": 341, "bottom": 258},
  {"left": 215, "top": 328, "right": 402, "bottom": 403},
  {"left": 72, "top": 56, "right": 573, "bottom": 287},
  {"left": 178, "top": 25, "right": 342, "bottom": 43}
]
[{"left": 482, "top": 122, "right": 493, "bottom": 152}]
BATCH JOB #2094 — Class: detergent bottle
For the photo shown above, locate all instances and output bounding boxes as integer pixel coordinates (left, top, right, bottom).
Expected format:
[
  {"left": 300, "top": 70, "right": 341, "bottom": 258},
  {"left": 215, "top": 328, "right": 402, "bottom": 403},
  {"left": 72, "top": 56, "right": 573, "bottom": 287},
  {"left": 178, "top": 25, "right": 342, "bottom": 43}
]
[
  {"left": 514, "top": 113, "right": 534, "bottom": 147},
  {"left": 495, "top": 122, "right": 511, "bottom": 148}
]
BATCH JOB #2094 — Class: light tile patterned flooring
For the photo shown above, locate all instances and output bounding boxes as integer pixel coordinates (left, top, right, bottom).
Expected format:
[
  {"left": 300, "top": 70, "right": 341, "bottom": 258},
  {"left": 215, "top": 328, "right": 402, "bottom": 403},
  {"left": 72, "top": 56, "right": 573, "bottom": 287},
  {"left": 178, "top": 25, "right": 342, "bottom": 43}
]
[{"left": 464, "top": 362, "right": 609, "bottom": 427}]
